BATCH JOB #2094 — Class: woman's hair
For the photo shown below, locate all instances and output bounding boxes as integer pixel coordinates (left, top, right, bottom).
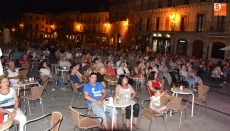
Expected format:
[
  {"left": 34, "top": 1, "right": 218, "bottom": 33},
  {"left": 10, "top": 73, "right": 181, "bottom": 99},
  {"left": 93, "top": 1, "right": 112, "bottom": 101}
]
[
  {"left": 117, "top": 75, "right": 128, "bottom": 86},
  {"left": 38, "top": 60, "right": 46, "bottom": 70},
  {"left": 136, "top": 61, "right": 141, "bottom": 66},
  {"left": 0, "top": 75, "right": 7, "bottom": 84},
  {"left": 119, "top": 62, "right": 125, "bottom": 67},
  {"left": 148, "top": 71, "right": 156, "bottom": 80},
  {"left": 8, "top": 61, "right": 15, "bottom": 66}
]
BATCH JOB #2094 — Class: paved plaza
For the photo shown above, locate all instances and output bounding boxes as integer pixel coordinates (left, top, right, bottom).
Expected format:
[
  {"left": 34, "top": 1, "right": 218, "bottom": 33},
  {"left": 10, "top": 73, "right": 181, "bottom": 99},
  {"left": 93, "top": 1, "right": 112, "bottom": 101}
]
[{"left": 10, "top": 79, "right": 230, "bottom": 131}]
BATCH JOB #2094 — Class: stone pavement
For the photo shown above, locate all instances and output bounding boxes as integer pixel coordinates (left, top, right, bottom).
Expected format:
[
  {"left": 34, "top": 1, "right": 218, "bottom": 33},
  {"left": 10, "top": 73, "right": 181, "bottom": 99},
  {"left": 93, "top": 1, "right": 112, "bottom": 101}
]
[{"left": 10, "top": 80, "right": 230, "bottom": 131}]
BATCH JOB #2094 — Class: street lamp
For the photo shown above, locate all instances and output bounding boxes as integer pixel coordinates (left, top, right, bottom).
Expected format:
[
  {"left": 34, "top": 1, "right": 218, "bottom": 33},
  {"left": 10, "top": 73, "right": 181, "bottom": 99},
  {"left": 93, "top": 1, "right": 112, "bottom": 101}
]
[{"left": 19, "top": 23, "right": 24, "bottom": 38}]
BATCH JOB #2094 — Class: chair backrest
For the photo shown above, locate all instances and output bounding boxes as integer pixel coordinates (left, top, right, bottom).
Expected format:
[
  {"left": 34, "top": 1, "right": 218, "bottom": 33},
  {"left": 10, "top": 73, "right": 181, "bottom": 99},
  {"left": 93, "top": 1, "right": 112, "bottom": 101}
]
[
  {"left": 160, "top": 95, "right": 170, "bottom": 106},
  {"left": 198, "top": 85, "right": 210, "bottom": 98},
  {"left": 41, "top": 75, "right": 49, "bottom": 89},
  {"left": 69, "top": 105, "right": 81, "bottom": 127},
  {"left": 167, "top": 96, "right": 182, "bottom": 110},
  {"left": 146, "top": 85, "right": 153, "bottom": 97},
  {"left": 19, "top": 70, "right": 29, "bottom": 79},
  {"left": 31, "top": 86, "right": 44, "bottom": 99},
  {"left": 50, "top": 112, "right": 63, "bottom": 131},
  {"left": 22, "top": 64, "right": 30, "bottom": 70}
]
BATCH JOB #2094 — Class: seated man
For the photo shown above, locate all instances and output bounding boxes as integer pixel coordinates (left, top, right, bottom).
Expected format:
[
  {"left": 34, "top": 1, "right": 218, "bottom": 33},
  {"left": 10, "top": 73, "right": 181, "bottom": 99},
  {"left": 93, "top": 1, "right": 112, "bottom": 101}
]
[
  {"left": 69, "top": 65, "right": 85, "bottom": 92},
  {"left": 84, "top": 73, "right": 118, "bottom": 130},
  {"left": 159, "top": 61, "right": 172, "bottom": 85}
]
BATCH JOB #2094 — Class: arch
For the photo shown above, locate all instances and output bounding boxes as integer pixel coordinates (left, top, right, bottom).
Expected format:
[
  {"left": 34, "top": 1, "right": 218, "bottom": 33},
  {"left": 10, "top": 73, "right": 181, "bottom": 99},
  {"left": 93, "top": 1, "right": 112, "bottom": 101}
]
[
  {"left": 176, "top": 39, "right": 187, "bottom": 55},
  {"left": 211, "top": 42, "right": 225, "bottom": 59},
  {"left": 192, "top": 40, "right": 204, "bottom": 58}
]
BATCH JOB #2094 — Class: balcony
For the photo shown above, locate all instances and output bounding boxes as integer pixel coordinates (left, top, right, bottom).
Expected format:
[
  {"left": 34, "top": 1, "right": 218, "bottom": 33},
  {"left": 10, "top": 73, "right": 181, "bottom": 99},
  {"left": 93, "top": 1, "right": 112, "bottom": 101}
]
[{"left": 134, "top": 22, "right": 230, "bottom": 33}]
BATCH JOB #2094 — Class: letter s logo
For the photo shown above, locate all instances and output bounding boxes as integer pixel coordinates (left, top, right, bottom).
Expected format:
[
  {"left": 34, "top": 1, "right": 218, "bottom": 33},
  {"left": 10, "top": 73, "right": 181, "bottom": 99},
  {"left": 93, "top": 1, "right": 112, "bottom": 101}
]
[{"left": 214, "top": 3, "right": 221, "bottom": 11}]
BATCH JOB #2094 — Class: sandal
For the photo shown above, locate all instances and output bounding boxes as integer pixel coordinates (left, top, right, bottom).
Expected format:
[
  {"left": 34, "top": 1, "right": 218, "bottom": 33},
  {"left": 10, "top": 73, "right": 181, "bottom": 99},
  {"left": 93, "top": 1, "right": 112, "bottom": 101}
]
[
  {"left": 132, "top": 123, "right": 140, "bottom": 129},
  {"left": 123, "top": 124, "right": 130, "bottom": 131}
]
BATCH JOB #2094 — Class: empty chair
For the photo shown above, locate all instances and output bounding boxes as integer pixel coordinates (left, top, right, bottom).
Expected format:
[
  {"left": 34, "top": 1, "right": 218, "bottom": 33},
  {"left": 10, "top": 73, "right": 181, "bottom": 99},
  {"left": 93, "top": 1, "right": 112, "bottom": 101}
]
[
  {"left": 167, "top": 96, "right": 187, "bottom": 128},
  {"left": 19, "top": 70, "right": 29, "bottom": 79},
  {"left": 23, "top": 112, "right": 62, "bottom": 131},
  {"left": 70, "top": 80, "right": 83, "bottom": 106},
  {"left": 22, "top": 64, "right": 30, "bottom": 70},
  {"left": 187, "top": 85, "right": 210, "bottom": 115},
  {"left": 139, "top": 95, "right": 169, "bottom": 131},
  {"left": 69, "top": 105, "right": 103, "bottom": 131},
  {"left": 21, "top": 86, "right": 45, "bottom": 116}
]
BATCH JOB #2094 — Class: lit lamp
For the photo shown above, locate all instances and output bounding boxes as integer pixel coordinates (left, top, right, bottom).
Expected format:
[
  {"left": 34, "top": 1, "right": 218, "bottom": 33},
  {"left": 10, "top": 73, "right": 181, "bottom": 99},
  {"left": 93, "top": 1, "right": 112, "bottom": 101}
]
[
  {"left": 12, "top": 28, "right": 15, "bottom": 32},
  {"left": 170, "top": 14, "right": 175, "bottom": 23},
  {"left": 123, "top": 20, "right": 128, "bottom": 27},
  {"left": 104, "top": 23, "right": 108, "bottom": 33}
]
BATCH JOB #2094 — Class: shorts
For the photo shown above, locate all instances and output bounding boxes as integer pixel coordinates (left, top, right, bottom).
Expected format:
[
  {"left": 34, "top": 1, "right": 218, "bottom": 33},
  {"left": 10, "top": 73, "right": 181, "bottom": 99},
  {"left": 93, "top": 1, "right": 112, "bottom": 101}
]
[{"left": 88, "top": 102, "right": 118, "bottom": 122}]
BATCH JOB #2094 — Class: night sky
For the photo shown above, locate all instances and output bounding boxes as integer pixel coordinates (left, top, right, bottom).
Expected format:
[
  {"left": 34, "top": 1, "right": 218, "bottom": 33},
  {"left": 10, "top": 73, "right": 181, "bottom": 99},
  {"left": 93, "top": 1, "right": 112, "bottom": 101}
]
[{"left": 0, "top": 0, "right": 109, "bottom": 23}]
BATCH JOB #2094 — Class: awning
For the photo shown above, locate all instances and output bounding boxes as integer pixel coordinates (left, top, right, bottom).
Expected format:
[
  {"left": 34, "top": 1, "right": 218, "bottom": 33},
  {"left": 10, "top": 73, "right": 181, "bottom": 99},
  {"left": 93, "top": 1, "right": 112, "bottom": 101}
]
[{"left": 219, "top": 46, "right": 230, "bottom": 51}]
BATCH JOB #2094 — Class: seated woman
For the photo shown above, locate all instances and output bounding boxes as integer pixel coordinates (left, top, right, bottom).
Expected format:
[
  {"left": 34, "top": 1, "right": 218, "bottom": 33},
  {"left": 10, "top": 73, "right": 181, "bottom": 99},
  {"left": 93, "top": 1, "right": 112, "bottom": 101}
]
[
  {"left": 105, "top": 61, "right": 116, "bottom": 76},
  {"left": 188, "top": 66, "right": 203, "bottom": 86},
  {"left": 5, "top": 61, "right": 22, "bottom": 86},
  {"left": 39, "top": 61, "right": 68, "bottom": 91},
  {"left": 116, "top": 62, "right": 134, "bottom": 85},
  {"left": 179, "top": 64, "right": 196, "bottom": 90},
  {"left": 0, "top": 76, "right": 26, "bottom": 131},
  {"left": 114, "top": 75, "right": 140, "bottom": 130},
  {"left": 18, "top": 54, "right": 29, "bottom": 67},
  {"left": 212, "top": 66, "right": 228, "bottom": 85},
  {"left": 69, "top": 65, "right": 85, "bottom": 92},
  {"left": 149, "top": 89, "right": 167, "bottom": 114},
  {"left": 147, "top": 71, "right": 163, "bottom": 96},
  {"left": 133, "top": 61, "right": 145, "bottom": 91},
  {"left": 59, "top": 55, "right": 72, "bottom": 84}
]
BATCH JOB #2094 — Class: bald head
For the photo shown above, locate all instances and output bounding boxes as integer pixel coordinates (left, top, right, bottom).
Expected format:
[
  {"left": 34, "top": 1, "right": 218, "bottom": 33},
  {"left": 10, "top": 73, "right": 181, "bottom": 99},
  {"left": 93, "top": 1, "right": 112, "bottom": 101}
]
[{"left": 99, "top": 66, "right": 106, "bottom": 75}]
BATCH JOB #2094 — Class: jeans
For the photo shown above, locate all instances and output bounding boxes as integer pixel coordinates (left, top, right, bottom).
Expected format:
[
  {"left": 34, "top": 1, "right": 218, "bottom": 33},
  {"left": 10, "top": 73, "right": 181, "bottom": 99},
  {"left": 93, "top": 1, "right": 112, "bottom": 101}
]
[
  {"left": 4, "top": 108, "right": 27, "bottom": 131},
  {"left": 50, "top": 77, "right": 65, "bottom": 88},
  {"left": 88, "top": 102, "right": 118, "bottom": 122}
]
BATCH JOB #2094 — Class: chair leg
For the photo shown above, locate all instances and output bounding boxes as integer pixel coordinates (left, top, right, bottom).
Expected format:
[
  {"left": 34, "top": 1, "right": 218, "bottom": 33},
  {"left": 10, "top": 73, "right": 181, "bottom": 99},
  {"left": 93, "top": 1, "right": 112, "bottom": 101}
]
[
  {"left": 198, "top": 105, "right": 200, "bottom": 116},
  {"left": 148, "top": 120, "right": 153, "bottom": 131},
  {"left": 71, "top": 93, "right": 75, "bottom": 105},
  {"left": 27, "top": 100, "right": 31, "bottom": 116},
  {"left": 74, "top": 125, "right": 77, "bottom": 131},
  {"left": 184, "top": 109, "right": 187, "bottom": 119},
  {"left": 41, "top": 98, "right": 44, "bottom": 114},
  {"left": 155, "top": 117, "right": 158, "bottom": 123},
  {"left": 179, "top": 111, "right": 182, "bottom": 128},
  {"left": 162, "top": 116, "right": 167, "bottom": 131},
  {"left": 122, "top": 113, "right": 124, "bottom": 127},
  {"left": 205, "top": 102, "right": 207, "bottom": 112},
  {"left": 76, "top": 94, "right": 81, "bottom": 106}
]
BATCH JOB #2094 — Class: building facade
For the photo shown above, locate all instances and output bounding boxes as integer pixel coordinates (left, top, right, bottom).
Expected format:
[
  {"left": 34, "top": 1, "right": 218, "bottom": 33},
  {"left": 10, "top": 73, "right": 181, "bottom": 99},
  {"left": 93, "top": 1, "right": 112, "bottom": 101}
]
[
  {"left": 109, "top": 0, "right": 136, "bottom": 49},
  {"left": 135, "top": 0, "right": 230, "bottom": 61}
]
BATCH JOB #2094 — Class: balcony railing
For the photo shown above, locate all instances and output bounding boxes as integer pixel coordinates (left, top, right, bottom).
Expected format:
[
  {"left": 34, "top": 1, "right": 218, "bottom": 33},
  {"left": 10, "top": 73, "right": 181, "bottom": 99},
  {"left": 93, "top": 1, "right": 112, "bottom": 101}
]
[{"left": 134, "top": 22, "right": 230, "bottom": 33}]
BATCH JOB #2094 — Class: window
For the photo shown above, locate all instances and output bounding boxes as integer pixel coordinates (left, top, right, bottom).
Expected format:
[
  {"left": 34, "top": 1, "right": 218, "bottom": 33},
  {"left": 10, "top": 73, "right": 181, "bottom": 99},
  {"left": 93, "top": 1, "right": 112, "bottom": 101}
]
[
  {"left": 168, "top": 0, "right": 172, "bottom": 7},
  {"left": 93, "top": 26, "right": 96, "bottom": 33},
  {"left": 98, "top": 17, "right": 100, "bottom": 23},
  {"left": 211, "top": 42, "right": 225, "bottom": 59},
  {"left": 158, "top": 0, "right": 162, "bottom": 8},
  {"left": 141, "top": 0, "right": 144, "bottom": 10},
  {"left": 42, "top": 17, "right": 44, "bottom": 21},
  {"left": 46, "top": 20, "right": 48, "bottom": 24},
  {"left": 146, "top": 17, "right": 150, "bottom": 31},
  {"left": 155, "top": 17, "right": 160, "bottom": 31},
  {"left": 81, "top": 18, "right": 83, "bottom": 23},
  {"left": 196, "top": 14, "right": 204, "bottom": 32},
  {"left": 88, "top": 17, "right": 91, "bottom": 24},
  {"left": 104, "top": 17, "right": 107, "bottom": 23},
  {"left": 35, "top": 24, "right": 39, "bottom": 30},
  {"left": 36, "top": 17, "right": 39, "bottom": 20},
  {"left": 176, "top": 39, "right": 187, "bottom": 55},
  {"left": 217, "top": 16, "right": 225, "bottom": 32},
  {"left": 29, "top": 16, "right": 33, "bottom": 19},
  {"left": 180, "top": 15, "right": 187, "bottom": 31},
  {"left": 116, "top": 12, "right": 118, "bottom": 21},
  {"left": 139, "top": 18, "right": 143, "bottom": 31},
  {"left": 29, "top": 24, "right": 32, "bottom": 29},
  {"left": 88, "top": 26, "right": 91, "bottom": 32}
]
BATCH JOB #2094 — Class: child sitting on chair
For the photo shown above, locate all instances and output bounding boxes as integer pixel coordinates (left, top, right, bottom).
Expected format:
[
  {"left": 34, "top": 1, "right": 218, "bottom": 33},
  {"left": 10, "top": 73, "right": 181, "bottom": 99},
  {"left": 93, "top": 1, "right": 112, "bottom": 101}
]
[{"left": 149, "top": 89, "right": 168, "bottom": 114}]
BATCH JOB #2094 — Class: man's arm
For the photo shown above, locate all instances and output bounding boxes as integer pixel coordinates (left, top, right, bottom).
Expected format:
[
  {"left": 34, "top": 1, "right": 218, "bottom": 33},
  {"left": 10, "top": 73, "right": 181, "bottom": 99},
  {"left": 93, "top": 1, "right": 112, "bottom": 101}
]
[
  {"left": 84, "top": 92, "right": 98, "bottom": 103},
  {"left": 101, "top": 81, "right": 107, "bottom": 88}
]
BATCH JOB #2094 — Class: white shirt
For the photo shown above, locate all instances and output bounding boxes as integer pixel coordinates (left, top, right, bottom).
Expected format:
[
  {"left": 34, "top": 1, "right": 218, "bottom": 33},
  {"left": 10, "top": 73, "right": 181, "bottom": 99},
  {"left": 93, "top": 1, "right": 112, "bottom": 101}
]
[
  {"left": 0, "top": 88, "right": 15, "bottom": 108},
  {"left": 40, "top": 68, "right": 52, "bottom": 77},
  {"left": 151, "top": 96, "right": 161, "bottom": 107},
  {"left": 66, "top": 53, "right": 72, "bottom": 59},
  {"left": 116, "top": 67, "right": 130, "bottom": 77},
  {"left": 59, "top": 61, "right": 71, "bottom": 69},
  {"left": 76, "top": 52, "right": 82, "bottom": 58}
]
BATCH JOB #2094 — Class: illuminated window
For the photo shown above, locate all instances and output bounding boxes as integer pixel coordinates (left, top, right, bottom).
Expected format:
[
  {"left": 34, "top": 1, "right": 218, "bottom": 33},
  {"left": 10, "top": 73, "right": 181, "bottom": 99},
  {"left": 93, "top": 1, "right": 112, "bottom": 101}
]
[{"left": 44, "top": 34, "right": 47, "bottom": 38}]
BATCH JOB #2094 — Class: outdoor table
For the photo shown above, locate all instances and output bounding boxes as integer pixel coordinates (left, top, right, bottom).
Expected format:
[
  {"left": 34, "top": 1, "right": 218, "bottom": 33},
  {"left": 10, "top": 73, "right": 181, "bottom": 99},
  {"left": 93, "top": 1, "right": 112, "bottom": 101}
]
[
  {"left": 129, "top": 76, "right": 145, "bottom": 94},
  {"left": 0, "top": 119, "right": 13, "bottom": 131},
  {"left": 17, "top": 80, "right": 40, "bottom": 96},
  {"left": 57, "top": 68, "right": 69, "bottom": 82},
  {"left": 171, "top": 88, "right": 195, "bottom": 117},
  {"left": 103, "top": 98, "right": 136, "bottom": 131},
  {"left": 51, "top": 64, "right": 59, "bottom": 74}
]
